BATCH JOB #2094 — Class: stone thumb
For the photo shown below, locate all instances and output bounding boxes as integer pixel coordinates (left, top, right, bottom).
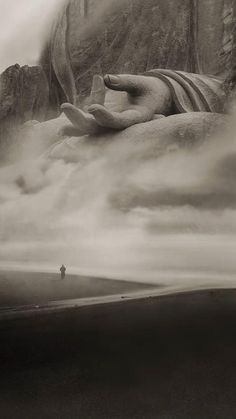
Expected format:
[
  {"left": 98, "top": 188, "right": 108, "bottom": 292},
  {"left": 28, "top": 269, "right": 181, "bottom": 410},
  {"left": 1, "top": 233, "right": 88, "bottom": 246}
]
[{"left": 104, "top": 74, "right": 141, "bottom": 94}]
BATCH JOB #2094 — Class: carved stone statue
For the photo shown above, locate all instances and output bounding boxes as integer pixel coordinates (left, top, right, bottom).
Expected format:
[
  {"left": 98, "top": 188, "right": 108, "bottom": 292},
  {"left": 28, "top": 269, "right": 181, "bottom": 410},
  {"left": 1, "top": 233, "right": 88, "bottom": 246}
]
[
  {"left": 23, "top": 0, "right": 234, "bottom": 160},
  {"left": 22, "top": 70, "right": 227, "bottom": 164},
  {"left": 60, "top": 71, "right": 225, "bottom": 136},
  {"left": 42, "top": 0, "right": 234, "bottom": 109}
]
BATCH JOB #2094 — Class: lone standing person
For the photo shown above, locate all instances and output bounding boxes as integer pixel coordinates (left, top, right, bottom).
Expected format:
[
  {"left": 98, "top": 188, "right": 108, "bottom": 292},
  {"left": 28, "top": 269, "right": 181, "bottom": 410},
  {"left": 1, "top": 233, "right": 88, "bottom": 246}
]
[{"left": 60, "top": 264, "right": 66, "bottom": 279}]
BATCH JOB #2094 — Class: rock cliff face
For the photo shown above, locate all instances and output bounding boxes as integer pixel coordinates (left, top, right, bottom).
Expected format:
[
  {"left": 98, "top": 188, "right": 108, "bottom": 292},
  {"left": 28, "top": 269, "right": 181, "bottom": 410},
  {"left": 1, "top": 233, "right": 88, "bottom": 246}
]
[{"left": 0, "top": 64, "right": 49, "bottom": 158}]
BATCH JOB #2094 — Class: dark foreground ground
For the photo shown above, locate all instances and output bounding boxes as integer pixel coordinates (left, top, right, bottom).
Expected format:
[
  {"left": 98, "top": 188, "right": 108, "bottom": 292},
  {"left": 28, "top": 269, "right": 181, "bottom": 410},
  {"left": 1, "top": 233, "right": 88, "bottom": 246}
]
[
  {"left": 0, "top": 270, "right": 156, "bottom": 307},
  {"left": 1, "top": 288, "right": 236, "bottom": 418}
]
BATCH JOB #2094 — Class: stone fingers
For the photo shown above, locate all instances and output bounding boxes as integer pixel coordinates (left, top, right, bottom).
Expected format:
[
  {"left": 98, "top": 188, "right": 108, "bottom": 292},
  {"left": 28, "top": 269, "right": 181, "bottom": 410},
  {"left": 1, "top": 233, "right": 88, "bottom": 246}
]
[
  {"left": 88, "top": 104, "right": 150, "bottom": 130},
  {"left": 89, "top": 75, "right": 106, "bottom": 106},
  {"left": 61, "top": 103, "right": 99, "bottom": 134}
]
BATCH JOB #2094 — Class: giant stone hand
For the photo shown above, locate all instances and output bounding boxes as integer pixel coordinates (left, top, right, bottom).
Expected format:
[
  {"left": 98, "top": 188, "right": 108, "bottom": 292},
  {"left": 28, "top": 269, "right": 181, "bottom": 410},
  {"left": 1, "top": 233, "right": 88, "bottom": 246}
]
[{"left": 61, "top": 74, "right": 172, "bottom": 136}]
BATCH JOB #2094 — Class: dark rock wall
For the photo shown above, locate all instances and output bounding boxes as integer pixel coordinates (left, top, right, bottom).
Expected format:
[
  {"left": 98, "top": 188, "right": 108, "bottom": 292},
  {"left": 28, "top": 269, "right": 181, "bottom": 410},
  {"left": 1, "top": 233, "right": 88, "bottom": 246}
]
[
  {"left": 0, "top": 64, "right": 49, "bottom": 158},
  {"left": 196, "top": 0, "right": 235, "bottom": 75}
]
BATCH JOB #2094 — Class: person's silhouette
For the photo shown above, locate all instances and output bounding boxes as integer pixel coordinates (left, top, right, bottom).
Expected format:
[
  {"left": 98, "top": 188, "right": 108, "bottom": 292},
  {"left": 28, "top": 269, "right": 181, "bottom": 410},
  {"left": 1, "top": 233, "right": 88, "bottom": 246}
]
[{"left": 60, "top": 264, "right": 66, "bottom": 279}]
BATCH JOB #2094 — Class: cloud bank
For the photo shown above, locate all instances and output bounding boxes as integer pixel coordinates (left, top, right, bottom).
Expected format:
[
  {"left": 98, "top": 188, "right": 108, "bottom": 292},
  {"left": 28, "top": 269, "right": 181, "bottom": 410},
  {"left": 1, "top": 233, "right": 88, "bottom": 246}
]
[{"left": 1, "top": 110, "right": 236, "bottom": 286}]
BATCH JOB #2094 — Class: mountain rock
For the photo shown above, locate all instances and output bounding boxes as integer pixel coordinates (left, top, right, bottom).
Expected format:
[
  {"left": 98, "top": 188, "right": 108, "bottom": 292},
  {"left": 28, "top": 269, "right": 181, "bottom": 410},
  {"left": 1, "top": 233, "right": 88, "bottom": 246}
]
[{"left": 0, "top": 64, "right": 49, "bottom": 158}]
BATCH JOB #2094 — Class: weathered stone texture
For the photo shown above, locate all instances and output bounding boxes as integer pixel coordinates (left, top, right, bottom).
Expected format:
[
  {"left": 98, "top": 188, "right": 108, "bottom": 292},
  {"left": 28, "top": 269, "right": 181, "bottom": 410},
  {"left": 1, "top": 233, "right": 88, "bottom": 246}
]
[
  {"left": 0, "top": 64, "right": 49, "bottom": 157},
  {"left": 44, "top": 0, "right": 235, "bottom": 105}
]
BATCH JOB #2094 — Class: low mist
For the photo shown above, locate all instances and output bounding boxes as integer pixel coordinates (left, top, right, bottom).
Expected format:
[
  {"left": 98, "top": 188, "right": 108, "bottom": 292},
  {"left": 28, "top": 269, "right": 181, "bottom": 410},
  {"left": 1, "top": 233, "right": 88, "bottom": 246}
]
[{"left": 1, "top": 109, "right": 236, "bottom": 287}]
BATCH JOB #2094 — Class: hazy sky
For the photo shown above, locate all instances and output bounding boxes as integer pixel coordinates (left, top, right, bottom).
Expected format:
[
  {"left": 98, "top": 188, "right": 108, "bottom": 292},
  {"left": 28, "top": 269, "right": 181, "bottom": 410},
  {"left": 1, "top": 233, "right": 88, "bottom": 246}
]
[{"left": 0, "top": 0, "right": 65, "bottom": 72}]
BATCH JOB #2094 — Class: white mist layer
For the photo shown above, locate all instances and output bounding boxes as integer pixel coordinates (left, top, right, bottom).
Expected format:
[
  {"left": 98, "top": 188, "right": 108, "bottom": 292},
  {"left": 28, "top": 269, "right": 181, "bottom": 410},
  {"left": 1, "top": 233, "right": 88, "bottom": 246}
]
[
  {"left": 0, "top": 0, "right": 65, "bottom": 72},
  {"left": 1, "top": 113, "right": 236, "bottom": 286}
]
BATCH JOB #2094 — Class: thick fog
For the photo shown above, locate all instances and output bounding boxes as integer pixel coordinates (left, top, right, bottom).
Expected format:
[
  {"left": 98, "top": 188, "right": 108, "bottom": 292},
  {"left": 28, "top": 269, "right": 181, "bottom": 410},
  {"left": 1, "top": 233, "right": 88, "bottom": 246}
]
[
  {"left": 0, "top": 0, "right": 65, "bottom": 72},
  {"left": 1, "top": 110, "right": 236, "bottom": 287}
]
